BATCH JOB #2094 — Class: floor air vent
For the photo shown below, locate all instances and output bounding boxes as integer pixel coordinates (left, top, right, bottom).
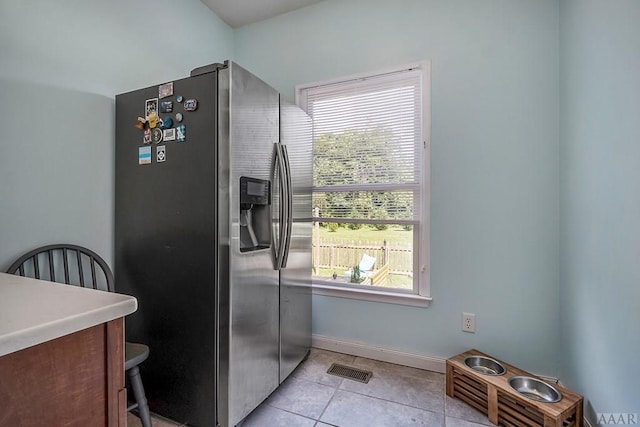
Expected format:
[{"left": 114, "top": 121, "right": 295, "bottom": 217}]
[{"left": 327, "top": 363, "right": 373, "bottom": 383}]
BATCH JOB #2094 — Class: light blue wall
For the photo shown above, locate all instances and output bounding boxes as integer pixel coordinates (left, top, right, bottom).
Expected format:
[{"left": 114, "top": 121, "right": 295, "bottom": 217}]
[
  {"left": 559, "top": 0, "right": 640, "bottom": 421},
  {"left": 3, "top": 0, "right": 636, "bottom": 412},
  {"left": 0, "top": 0, "right": 234, "bottom": 96},
  {"left": 0, "top": 0, "right": 233, "bottom": 269},
  {"left": 0, "top": 80, "right": 114, "bottom": 269},
  {"left": 236, "top": 0, "right": 561, "bottom": 375}
]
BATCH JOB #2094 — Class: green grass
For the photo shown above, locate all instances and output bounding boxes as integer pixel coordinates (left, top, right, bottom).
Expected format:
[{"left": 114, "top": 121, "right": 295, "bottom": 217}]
[
  {"left": 312, "top": 224, "right": 414, "bottom": 290},
  {"left": 316, "top": 224, "right": 412, "bottom": 246}
]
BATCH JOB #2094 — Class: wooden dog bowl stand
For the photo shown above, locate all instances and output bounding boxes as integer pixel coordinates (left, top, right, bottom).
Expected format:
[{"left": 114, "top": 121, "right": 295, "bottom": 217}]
[{"left": 446, "top": 349, "right": 583, "bottom": 427}]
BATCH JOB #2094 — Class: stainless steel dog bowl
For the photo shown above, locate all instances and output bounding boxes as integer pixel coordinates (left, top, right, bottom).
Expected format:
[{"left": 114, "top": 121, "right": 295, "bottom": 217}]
[
  {"left": 463, "top": 356, "right": 506, "bottom": 376},
  {"left": 508, "top": 376, "right": 562, "bottom": 403}
]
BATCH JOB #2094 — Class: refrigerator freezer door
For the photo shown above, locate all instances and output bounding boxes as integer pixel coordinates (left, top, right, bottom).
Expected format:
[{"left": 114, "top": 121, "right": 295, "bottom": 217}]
[
  {"left": 279, "top": 99, "right": 313, "bottom": 382},
  {"left": 115, "top": 73, "right": 218, "bottom": 426},
  {"left": 219, "top": 62, "right": 281, "bottom": 427}
]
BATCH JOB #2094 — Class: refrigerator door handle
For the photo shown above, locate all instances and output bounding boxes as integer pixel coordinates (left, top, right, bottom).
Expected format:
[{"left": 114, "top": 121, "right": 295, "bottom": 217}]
[
  {"left": 281, "top": 144, "right": 293, "bottom": 268},
  {"left": 273, "top": 143, "right": 287, "bottom": 270}
]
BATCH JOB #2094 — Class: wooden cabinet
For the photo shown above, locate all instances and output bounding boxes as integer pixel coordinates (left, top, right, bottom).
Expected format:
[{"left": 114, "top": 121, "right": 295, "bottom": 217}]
[{"left": 0, "top": 319, "right": 126, "bottom": 426}]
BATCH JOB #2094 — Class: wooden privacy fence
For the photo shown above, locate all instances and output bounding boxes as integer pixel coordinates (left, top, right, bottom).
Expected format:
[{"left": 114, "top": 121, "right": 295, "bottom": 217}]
[{"left": 313, "top": 239, "right": 413, "bottom": 275}]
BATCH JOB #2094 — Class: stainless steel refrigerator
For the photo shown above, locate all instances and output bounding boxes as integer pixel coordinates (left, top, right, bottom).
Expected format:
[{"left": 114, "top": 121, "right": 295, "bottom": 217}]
[{"left": 114, "top": 61, "right": 312, "bottom": 427}]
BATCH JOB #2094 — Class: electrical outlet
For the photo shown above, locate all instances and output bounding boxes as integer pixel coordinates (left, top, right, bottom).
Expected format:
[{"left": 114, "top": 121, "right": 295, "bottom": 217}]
[{"left": 462, "top": 313, "right": 475, "bottom": 333}]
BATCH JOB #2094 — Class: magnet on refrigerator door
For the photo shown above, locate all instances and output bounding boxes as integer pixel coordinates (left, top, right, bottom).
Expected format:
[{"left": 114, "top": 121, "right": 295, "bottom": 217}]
[
  {"left": 161, "top": 117, "right": 173, "bottom": 129},
  {"left": 184, "top": 99, "right": 198, "bottom": 111},
  {"left": 160, "top": 101, "right": 173, "bottom": 113},
  {"left": 176, "top": 125, "right": 186, "bottom": 142},
  {"left": 138, "top": 146, "right": 152, "bottom": 165},
  {"left": 156, "top": 145, "right": 166, "bottom": 163},
  {"left": 175, "top": 112, "right": 183, "bottom": 122},
  {"left": 151, "top": 127, "right": 163, "bottom": 144},
  {"left": 158, "top": 82, "right": 174, "bottom": 99},
  {"left": 136, "top": 116, "right": 148, "bottom": 130},
  {"left": 145, "top": 98, "right": 158, "bottom": 116},
  {"left": 143, "top": 129, "right": 152, "bottom": 145},
  {"left": 163, "top": 128, "right": 176, "bottom": 141},
  {"left": 148, "top": 112, "right": 159, "bottom": 129}
]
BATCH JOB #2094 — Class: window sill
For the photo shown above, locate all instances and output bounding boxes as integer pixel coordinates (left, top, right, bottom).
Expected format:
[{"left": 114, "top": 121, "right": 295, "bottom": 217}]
[{"left": 311, "top": 281, "right": 432, "bottom": 308}]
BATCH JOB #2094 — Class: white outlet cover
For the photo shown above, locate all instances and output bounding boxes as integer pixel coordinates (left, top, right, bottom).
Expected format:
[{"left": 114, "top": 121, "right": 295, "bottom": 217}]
[{"left": 462, "top": 312, "right": 476, "bottom": 333}]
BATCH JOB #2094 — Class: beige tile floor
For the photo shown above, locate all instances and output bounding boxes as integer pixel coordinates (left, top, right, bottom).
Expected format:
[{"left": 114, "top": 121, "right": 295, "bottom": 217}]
[{"left": 129, "top": 348, "right": 492, "bottom": 427}]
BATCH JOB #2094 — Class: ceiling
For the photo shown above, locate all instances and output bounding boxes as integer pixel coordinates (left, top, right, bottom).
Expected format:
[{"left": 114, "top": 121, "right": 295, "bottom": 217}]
[{"left": 201, "top": 0, "right": 323, "bottom": 28}]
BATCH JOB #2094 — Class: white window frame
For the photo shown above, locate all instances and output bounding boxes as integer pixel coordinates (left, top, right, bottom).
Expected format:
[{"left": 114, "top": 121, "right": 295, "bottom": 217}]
[{"left": 296, "top": 61, "right": 431, "bottom": 307}]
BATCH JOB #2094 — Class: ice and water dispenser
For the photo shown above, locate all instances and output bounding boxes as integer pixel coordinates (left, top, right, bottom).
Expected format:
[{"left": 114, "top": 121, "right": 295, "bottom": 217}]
[{"left": 239, "top": 176, "right": 271, "bottom": 252}]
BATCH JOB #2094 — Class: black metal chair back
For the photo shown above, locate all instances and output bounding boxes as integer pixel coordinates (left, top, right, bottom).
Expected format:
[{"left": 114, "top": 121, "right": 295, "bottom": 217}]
[{"left": 6, "top": 244, "right": 113, "bottom": 292}]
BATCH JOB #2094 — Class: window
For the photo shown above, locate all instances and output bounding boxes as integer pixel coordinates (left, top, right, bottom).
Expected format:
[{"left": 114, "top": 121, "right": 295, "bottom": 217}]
[{"left": 297, "top": 62, "right": 431, "bottom": 306}]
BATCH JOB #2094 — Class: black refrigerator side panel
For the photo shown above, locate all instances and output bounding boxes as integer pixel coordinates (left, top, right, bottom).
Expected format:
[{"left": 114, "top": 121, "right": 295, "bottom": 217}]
[{"left": 115, "top": 73, "right": 217, "bottom": 426}]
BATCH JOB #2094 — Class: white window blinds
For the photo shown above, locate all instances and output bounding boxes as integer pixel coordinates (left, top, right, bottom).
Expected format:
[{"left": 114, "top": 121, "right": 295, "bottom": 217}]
[{"left": 300, "top": 68, "right": 424, "bottom": 223}]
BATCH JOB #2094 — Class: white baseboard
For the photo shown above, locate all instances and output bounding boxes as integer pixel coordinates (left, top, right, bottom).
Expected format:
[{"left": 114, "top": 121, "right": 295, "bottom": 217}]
[
  {"left": 311, "top": 335, "right": 565, "bottom": 384},
  {"left": 311, "top": 334, "right": 446, "bottom": 373}
]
